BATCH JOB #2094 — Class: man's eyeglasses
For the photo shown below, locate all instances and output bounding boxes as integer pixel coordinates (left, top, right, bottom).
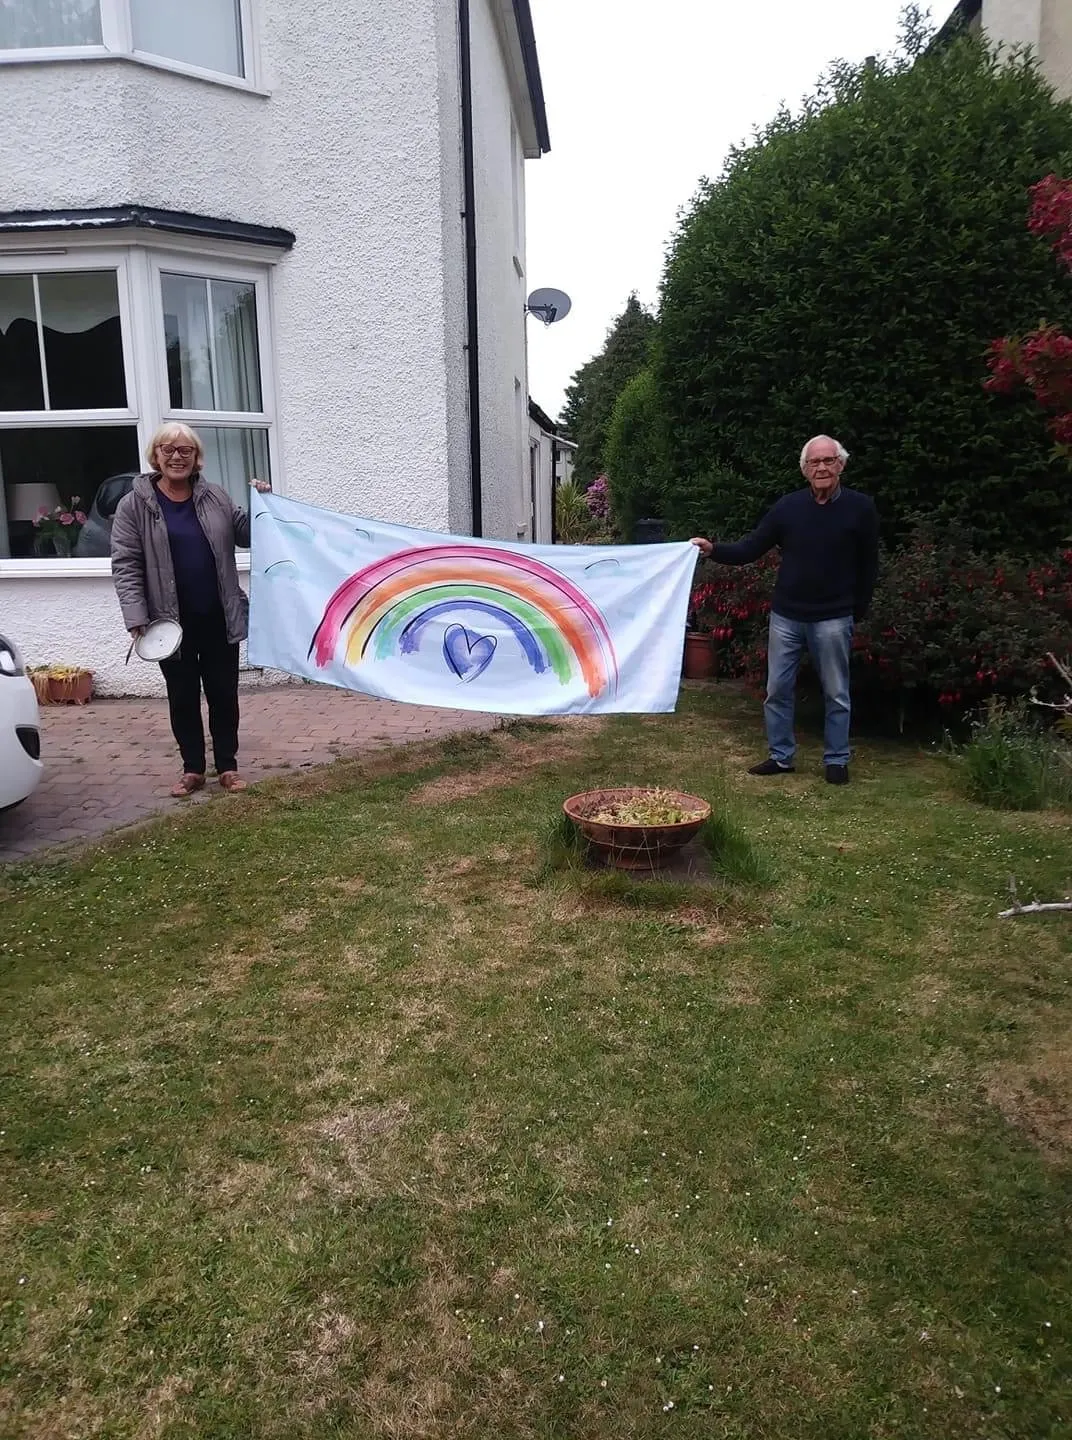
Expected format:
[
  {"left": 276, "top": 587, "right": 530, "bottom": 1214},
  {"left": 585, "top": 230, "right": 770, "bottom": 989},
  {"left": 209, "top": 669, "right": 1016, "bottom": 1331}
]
[
  {"left": 159, "top": 445, "right": 195, "bottom": 459},
  {"left": 805, "top": 456, "right": 840, "bottom": 468}
]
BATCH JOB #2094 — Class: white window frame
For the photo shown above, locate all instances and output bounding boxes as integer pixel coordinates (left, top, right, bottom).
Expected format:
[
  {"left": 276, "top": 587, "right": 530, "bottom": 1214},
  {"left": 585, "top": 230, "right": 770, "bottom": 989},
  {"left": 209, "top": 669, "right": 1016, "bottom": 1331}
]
[
  {"left": 0, "top": 249, "right": 139, "bottom": 429},
  {"left": 0, "top": 0, "right": 264, "bottom": 94},
  {"left": 147, "top": 252, "right": 275, "bottom": 444},
  {"left": 0, "top": 232, "right": 282, "bottom": 578}
]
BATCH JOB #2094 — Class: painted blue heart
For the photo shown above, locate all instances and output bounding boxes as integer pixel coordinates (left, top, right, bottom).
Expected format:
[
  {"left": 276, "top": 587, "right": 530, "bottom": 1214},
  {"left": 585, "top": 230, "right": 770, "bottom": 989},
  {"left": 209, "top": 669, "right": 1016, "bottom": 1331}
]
[{"left": 443, "top": 624, "right": 497, "bottom": 682}]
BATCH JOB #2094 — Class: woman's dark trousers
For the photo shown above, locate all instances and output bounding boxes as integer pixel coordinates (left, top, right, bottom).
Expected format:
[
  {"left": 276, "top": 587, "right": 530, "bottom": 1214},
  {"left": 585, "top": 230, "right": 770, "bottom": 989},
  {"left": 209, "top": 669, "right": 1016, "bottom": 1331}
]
[{"left": 159, "top": 610, "right": 240, "bottom": 776}]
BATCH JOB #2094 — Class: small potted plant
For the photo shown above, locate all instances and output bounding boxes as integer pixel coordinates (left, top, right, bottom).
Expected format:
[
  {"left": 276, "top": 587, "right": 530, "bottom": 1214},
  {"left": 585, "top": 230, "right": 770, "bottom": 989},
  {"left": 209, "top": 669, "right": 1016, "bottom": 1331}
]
[
  {"left": 683, "top": 582, "right": 717, "bottom": 679},
  {"left": 32, "top": 498, "right": 88, "bottom": 558},
  {"left": 28, "top": 664, "right": 94, "bottom": 705}
]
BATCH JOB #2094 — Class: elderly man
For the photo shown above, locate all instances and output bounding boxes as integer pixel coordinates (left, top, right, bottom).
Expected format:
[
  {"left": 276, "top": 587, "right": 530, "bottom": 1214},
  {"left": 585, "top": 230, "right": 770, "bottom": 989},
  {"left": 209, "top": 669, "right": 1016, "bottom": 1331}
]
[{"left": 691, "top": 436, "right": 879, "bottom": 784}]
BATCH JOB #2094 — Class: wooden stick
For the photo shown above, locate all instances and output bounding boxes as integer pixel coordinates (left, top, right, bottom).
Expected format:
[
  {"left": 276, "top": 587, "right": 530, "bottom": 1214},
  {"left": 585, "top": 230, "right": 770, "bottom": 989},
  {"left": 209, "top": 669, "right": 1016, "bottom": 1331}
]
[
  {"left": 999, "top": 875, "right": 1072, "bottom": 918},
  {"left": 999, "top": 901, "right": 1072, "bottom": 918}
]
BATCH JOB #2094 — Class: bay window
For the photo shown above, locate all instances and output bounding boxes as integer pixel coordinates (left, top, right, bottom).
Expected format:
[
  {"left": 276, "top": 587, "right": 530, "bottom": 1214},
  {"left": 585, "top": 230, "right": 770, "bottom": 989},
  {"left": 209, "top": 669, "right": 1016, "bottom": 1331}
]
[
  {"left": 0, "top": 245, "right": 276, "bottom": 565},
  {"left": 0, "top": 0, "right": 253, "bottom": 85}
]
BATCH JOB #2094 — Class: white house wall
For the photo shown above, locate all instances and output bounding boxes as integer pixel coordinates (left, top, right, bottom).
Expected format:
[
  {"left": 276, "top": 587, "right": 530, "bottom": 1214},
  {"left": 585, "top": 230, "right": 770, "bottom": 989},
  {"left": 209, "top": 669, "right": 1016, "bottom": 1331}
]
[
  {"left": 1, "top": 570, "right": 293, "bottom": 697},
  {"left": 979, "top": 0, "right": 1072, "bottom": 96},
  {"left": 468, "top": 0, "right": 531, "bottom": 542},
  {"left": 1039, "top": 0, "right": 1072, "bottom": 97},
  {"left": 0, "top": 0, "right": 463, "bottom": 527},
  {"left": 526, "top": 417, "right": 554, "bottom": 543}
]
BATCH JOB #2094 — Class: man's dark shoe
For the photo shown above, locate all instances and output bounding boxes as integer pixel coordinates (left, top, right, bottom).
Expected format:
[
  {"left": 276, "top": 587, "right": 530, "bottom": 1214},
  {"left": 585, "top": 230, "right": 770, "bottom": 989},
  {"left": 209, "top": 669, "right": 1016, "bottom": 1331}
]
[
  {"left": 748, "top": 758, "right": 795, "bottom": 776},
  {"left": 825, "top": 764, "right": 849, "bottom": 785}
]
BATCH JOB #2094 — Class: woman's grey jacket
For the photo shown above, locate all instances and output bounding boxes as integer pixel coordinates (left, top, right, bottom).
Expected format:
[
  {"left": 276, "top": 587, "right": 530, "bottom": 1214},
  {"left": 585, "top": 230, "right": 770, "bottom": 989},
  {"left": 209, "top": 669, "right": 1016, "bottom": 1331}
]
[{"left": 110, "top": 472, "right": 251, "bottom": 644}]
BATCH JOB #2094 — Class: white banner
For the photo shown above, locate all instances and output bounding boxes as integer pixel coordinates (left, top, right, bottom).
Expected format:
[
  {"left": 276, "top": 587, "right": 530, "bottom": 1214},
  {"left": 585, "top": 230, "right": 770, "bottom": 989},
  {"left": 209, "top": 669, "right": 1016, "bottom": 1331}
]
[{"left": 247, "top": 493, "right": 698, "bottom": 715}]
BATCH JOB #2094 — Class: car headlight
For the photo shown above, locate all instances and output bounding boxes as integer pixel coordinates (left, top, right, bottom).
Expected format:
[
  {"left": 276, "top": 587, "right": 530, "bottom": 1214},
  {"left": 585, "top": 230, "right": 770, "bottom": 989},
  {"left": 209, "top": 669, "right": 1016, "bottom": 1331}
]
[{"left": 0, "top": 633, "right": 26, "bottom": 677}]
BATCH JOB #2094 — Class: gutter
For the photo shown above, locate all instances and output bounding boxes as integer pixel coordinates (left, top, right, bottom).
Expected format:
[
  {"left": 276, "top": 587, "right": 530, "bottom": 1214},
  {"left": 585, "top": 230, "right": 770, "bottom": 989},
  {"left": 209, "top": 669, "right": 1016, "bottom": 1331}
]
[
  {"left": 459, "top": 0, "right": 483, "bottom": 537},
  {"left": 0, "top": 205, "right": 295, "bottom": 249},
  {"left": 511, "top": 0, "right": 551, "bottom": 154}
]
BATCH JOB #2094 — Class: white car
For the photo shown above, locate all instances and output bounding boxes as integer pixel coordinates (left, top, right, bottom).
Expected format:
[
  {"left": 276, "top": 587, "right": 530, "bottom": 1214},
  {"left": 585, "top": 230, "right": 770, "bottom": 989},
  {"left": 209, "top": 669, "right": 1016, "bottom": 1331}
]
[{"left": 0, "top": 632, "right": 43, "bottom": 810}]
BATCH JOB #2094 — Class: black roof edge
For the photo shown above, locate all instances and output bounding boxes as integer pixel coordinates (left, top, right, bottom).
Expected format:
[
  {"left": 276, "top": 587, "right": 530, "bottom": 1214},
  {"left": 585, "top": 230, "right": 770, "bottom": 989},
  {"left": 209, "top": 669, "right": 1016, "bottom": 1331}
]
[
  {"left": 0, "top": 205, "right": 296, "bottom": 248},
  {"left": 528, "top": 397, "right": 557, "bottom": 432},
  {"left": 512, "top": 0, "right": 551, "bottom": 154},
  {"left": 931, "top": 0, "right": 982, "bottom": 49}
]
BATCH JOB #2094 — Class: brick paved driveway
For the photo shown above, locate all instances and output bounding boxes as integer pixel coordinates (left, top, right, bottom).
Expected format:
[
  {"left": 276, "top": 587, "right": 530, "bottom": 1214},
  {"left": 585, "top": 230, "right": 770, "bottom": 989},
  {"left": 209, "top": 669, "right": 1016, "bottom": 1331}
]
[{"left": 0, "top": 685, "right": 499, "bottom": 864}]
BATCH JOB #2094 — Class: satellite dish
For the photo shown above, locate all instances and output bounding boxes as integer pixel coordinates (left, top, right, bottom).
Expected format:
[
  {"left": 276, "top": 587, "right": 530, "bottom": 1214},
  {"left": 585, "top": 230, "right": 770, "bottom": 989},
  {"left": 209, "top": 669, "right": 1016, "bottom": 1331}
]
[{"left": 526, "top": 287, "right": 572, "bottom": 325}]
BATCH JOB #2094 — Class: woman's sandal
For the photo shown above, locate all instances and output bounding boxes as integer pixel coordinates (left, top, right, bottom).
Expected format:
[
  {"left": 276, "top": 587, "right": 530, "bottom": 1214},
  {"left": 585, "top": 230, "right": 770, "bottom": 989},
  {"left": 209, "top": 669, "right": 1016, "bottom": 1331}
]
[
  {"left": 218, "top": 771, "right": 247, "bottom": 792},
  {"left": 170, "top": 773, "right": 206, "bottom": 798}
]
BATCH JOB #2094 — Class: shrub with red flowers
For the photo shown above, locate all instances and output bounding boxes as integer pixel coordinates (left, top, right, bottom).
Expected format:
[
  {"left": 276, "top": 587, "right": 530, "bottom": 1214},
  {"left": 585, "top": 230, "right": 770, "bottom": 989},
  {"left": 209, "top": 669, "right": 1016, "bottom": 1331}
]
[
  {"left": 985, "top": 175, "right": 1072, "bottom": 452},
  {"left": 689, "top": 531, "right": 1072, "bottom": 713},
  {"left": 857, "top": 528, "right": 1072, "bottom": 711},
  {"left": 690, "top": 554, "right": 777, "bottom": 682}
]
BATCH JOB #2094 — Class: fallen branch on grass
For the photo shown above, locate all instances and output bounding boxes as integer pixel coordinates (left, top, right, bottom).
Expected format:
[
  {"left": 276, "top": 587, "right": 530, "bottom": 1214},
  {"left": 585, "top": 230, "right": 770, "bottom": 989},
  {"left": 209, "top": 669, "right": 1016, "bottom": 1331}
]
[
  {"left": 1029, "top": 652, "right": 1072, "bottom": 720},
  {"left": 999, "top": 874, "right": 1072, "bottom": 919}
]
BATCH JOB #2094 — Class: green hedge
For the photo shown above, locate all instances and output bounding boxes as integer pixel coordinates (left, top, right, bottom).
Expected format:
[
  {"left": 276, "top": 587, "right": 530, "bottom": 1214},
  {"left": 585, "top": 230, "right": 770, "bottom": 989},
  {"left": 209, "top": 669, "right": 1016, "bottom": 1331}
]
[
  {"left": 656, "top": 33, "right": 1072, "bottom": 553},
  {"left": 603, "top": 367, "right": 667, "bottom": 538}
]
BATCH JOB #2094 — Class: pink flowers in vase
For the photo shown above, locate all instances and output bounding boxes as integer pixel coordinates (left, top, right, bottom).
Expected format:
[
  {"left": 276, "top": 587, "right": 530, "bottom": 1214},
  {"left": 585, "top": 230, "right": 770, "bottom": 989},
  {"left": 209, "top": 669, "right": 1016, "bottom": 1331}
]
[{"left": 32, "top": 498, "right": 88, "bottom": 557}]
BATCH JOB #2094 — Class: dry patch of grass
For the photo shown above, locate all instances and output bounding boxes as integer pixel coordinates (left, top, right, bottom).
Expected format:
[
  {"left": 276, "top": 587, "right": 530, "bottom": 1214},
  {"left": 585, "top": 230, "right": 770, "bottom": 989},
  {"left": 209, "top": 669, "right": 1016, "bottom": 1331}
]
[
  {"left": 348, "top": 1251, "right": 470, "bottom": 1439},
  {"left": 302, "top": 1100, "right": 412, "bottom": 1198},
  {"left": 986, "top": 1034, "right": 1072, "bottom": 1159},
  {"left": 410, "top": 720, "right": 605, "bottom": 805}
]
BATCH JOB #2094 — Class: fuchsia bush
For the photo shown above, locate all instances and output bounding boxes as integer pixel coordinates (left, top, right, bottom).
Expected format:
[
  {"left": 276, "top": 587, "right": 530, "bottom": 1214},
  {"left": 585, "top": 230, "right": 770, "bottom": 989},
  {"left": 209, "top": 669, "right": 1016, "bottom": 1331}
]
[
  {"left": 985, "top": 175, "right": 1072, "bottom": 451},
  {"left": 689, "top": 536, "right": 1072, "bottom": 710}
]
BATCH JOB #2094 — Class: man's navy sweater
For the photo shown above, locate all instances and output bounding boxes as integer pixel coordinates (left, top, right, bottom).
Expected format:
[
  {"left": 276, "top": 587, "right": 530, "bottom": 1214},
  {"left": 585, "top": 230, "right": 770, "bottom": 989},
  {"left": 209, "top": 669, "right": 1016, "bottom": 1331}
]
[{"left": 711, "top": 486, "right": 880, "bottom": 623}]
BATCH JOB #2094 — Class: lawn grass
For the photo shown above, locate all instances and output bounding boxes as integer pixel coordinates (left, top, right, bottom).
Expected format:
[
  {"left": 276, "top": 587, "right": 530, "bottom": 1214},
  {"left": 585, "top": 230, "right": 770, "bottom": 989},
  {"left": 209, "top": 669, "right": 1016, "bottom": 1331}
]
[{"left": 1, "top": 685, "right": 1070, "bottom": 1439}]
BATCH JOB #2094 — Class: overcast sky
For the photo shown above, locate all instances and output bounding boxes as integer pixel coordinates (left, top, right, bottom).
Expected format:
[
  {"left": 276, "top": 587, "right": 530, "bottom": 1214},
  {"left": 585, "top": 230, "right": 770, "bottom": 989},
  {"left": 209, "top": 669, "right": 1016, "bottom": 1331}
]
[{"left": 524, "top": 0, "right": 961, "bottom": 422}]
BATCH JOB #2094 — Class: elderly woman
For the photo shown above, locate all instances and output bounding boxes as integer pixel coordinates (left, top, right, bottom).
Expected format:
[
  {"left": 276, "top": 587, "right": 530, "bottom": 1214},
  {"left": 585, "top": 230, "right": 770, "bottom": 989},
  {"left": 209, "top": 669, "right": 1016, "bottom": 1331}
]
[{"left": 111, "top": 422, "right": 270, "bottom": 797}]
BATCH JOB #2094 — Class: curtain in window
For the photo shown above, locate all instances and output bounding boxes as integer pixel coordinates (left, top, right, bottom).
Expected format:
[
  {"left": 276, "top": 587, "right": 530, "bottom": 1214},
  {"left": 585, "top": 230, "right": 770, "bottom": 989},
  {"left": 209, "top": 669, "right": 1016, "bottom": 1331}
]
[
  {"left": 163, "top": 274, "right": 215, "bottom": 410},
  {"left": 162, "top": 274, "right": 261, "bottom": 413},
  {"left": 212, "top": 281, "right": 261, "bottom": 411},
  {"left": 197, "top": 426, "right": 269, "bottom": 511},
  {"left": 0, "top": 271, "right": 124, "bottom": 411},
  {"left": 0, "top": 0, "right": 101, "bottom": 48},
  {"left": 39, "top": 271, "right": 126, "bottom": 409},
  {"left": 130, "top": 0, "right": 242, "bottom": 77}
]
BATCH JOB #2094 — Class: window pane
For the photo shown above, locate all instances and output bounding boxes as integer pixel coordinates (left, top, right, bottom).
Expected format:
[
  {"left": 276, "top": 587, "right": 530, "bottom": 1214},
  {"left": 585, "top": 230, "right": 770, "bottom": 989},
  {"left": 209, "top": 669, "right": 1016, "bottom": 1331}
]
[
  {"left": 130, "top": 0, "right": 243, "bottom": 77},
  {"left": 0, "top": 0, "right": 102, "bottom": 49},
  {"left": 0, "top": 424, "right": 140, "bottom": 559},
  {"left": 212, "top": 280, "right": 262, "bottom": 411},
  {"left": 0, "top": 274, "right": 44, "bottom": 411},
  {"left": 163, "top": 273, "right": 213, "bottom": 409},
  {"left": 162, "top": 273, "right": 262, "bottom": 413},
  {"left": 39, "top": 270, "right": 126, "bottom": 409},
  {"left": 197, "top": 425, "right": 268, "bottom": 513}
]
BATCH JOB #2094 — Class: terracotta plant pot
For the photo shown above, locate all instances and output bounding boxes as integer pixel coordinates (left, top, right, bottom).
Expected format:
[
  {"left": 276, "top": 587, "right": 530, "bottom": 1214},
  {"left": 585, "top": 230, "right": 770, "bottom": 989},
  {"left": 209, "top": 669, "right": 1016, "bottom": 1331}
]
[
  {"left": 43, "top": 671, "right": 94, "bottom": 705},
  {"left": 563, "top": 787, "right": 712, "bottom": 872},
  {"left": 682, "top": 630, "right": 714, "bottom": 679}
]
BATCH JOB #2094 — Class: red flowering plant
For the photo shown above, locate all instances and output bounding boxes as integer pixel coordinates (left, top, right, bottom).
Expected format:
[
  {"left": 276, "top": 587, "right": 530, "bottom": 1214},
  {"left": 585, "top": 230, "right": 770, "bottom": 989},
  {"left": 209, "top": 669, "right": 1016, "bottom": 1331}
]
[
  {"left": 688, "top": 554, "right": 777, "bottom": 689},
  {"left": 984, "top": 175, "right": 1072, "bottom": 454},
  {"left": 33, "top": 498, "right": 88, "bottom": 558},
  {"left": 855, "top": 527, "right": 1072, "bottom": 712},
  {"left": 687, "top": 531, "right": 1072, "bottom": 714}
]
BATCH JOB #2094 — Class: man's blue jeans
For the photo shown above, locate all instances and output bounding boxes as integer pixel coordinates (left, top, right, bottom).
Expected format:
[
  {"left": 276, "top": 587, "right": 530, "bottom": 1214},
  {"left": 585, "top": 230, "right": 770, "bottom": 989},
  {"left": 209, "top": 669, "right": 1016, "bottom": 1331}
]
[{"left": 764, "top": 612, "right": 853, "bottom": 767}]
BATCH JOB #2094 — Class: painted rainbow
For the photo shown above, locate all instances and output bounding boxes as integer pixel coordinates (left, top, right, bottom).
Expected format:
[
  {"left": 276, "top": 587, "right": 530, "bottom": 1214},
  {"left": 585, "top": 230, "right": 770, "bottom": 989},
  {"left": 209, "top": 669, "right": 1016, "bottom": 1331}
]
[{"left": 310, "top": 545, "right": 618, "bottom": 698}]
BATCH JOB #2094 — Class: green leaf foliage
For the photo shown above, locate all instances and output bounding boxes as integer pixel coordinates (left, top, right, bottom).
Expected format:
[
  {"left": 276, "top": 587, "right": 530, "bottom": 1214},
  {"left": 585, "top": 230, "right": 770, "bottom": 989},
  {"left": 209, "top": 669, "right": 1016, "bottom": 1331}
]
[
  {"left": 655, "top": 32, "right": 1072, "bottom": 553},
  {"left": 602, "top": 367, "right": 668, "bottom": 538},
  {"left": 561, "top": 295, "right": 656, "bottom": 485}
]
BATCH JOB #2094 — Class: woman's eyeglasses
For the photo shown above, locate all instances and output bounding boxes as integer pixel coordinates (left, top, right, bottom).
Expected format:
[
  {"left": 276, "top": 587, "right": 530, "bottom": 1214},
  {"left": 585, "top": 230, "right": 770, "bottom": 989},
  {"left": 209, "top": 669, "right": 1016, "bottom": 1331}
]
[{"left": 159, "top": 445, "right": 195, "bottom": 459}]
